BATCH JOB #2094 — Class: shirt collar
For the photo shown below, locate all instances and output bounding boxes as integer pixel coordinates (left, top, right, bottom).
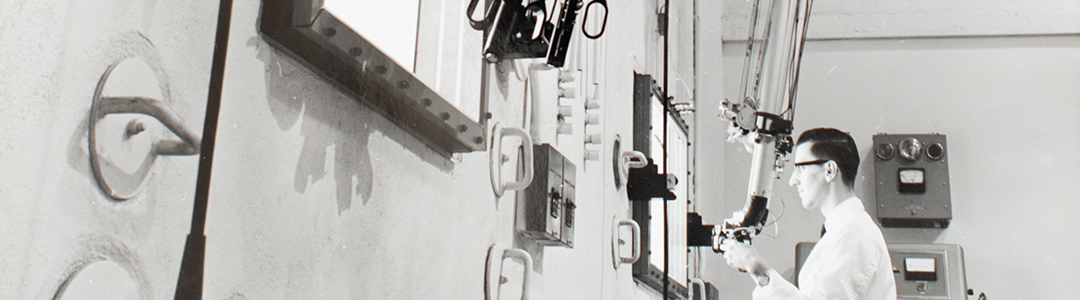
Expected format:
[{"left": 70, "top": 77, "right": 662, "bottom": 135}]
[{"left": 823, "top": 196, "right": 865, "bottom": 233}]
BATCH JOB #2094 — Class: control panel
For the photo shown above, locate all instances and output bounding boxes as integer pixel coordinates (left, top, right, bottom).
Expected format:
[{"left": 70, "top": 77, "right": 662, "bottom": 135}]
[
  {"left": 518, "top": 143, "right": 576, "bottom": 248},
  {"left": 890, "top": 244, "right": 968, "bottom": 300},
  {"left": 874, "top": 134, "right": 952, "bottom": 228},
  {"left": 795, "top": 243, "right": 968, "bottom": 300}
]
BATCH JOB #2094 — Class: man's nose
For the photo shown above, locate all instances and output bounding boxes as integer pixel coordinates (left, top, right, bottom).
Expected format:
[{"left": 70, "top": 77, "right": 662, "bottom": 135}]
[{"left": 788, "top": 174, "right": 798, "bottom": 187}]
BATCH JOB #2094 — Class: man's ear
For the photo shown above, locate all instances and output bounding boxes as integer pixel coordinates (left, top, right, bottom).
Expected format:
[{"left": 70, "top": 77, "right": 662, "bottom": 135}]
[{"left": 824, "top": 161, "right": 838, "bottom": 183}]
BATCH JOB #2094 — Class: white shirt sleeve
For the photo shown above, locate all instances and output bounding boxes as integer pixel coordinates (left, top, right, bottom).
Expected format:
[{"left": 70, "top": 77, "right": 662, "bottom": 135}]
[{"left": 751, "top": 269, "right": 805, "bottom": 300}]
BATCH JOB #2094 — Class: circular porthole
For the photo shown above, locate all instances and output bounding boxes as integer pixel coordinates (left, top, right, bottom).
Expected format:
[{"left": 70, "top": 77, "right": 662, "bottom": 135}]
[
  {"left": 55, "top": 261, "right": 140, "bottom": 300},
  {"left": 875, "top": 143, "right": 895, "bottom": 161},
  {"left": 927, "top": 143, "right": 945, "bottom": 160}
]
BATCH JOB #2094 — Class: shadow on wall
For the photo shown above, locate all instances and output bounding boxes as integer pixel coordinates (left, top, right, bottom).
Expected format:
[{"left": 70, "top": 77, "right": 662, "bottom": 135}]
[
  {"left": 857, "top": 150, "right": 945, "bottom": 243},
  {"left": 249, "top": 37, "right": 453, "bottom": 215}
]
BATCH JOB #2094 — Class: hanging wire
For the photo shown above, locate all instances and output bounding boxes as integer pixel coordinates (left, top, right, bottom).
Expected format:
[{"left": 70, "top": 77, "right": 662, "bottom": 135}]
[{"left": 762, "top": 192, "right": 787, "bottom": 238}]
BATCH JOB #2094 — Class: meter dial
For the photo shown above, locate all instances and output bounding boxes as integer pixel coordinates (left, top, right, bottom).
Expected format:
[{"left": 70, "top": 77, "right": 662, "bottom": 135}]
[
  {"left": 898, "top": 137, "right": 922, "bottom": 161},
  {"left": 899, "top": 169, "right": 924, "bottom": 184},
  {"left": 876, "top": 143, "right": 895, "bottom": 161}
]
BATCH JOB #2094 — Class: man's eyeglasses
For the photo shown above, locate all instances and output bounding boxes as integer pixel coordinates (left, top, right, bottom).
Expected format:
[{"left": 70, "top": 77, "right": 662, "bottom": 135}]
[{"left": 792, "top": 159, "right": 830, "bottom": 174}]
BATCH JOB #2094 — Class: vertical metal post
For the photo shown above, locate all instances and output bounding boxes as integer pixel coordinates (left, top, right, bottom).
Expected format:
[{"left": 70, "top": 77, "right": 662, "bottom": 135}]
[{"left": 175, "top": 0, "right": 233, "bottom": 299}]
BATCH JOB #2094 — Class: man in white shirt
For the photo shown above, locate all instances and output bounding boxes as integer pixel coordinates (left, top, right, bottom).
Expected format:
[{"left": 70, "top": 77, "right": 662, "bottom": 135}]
[{"left": 720, "top": 128, "right": 897, "bottom": 300}]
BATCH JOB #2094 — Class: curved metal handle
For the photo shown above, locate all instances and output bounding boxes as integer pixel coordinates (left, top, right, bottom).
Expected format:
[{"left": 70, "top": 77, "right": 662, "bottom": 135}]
[
  {"left": 504, "top": 249, "right": 532, "bottom": 300},
  {"left": 619, "top": 150, "right": 648, "bottom": 183},
  {"left": 95, "top": 96, "right": 201, "bottom": 155},
  {"left": 490, "top": 122, "right": 535, "bottom": 197},
  {"left": 466, "top": 0, "right": 494, "bottom": 30},
  {"left": 486, "top": 244, "right": 532, "bottom": 300},
  {"left": 689, "top": 278, "right": 706, "bottom": 300},
  {"left": 582, "top": 0, "right": 608, "bottom": 39},
  {"left": 612, "top": 218, "right": 641, "bottom": 269}
]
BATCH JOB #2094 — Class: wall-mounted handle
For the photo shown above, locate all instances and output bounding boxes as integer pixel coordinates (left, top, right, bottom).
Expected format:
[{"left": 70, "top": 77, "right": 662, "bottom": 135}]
[
  {"left": 618, "top": 150, "right": 648, "bottom": 184},
  {"left": 689, "top": 278, "right": 706, "bottom": 300},
  {"left": 486, "top": 243, "right": 533, "bottom": 300},
  {"left": 490, "top": 122, "right": 535, "bottom": 197},
  {"left": 94, "top": 96, "right": 202, "bottom": 155},
  {"left": 611, "top": 218, "right": 640, "bottom": 269}
]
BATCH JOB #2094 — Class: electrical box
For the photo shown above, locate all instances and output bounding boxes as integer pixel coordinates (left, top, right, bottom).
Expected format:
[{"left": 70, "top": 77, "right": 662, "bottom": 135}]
[
  {"left": 890, "top": 244, "right": 968, "bottom": 300},
  {"left": 796, "top": 243, "right": 968, "bottom": 300},
  {"left": 873, "top": 134, "right": 951, "bottom": 228},
  {"left": 560, "top": 160, "right": 576, "bottom": 248},
  {"left": 519, "top": 143, "right": 576, "bottom": 248}
]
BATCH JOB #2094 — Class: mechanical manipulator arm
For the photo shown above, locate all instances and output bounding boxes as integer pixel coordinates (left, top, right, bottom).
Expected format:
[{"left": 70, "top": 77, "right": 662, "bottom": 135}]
[{"left": 698, "top": 0, "right": 814, "bottom": 252}]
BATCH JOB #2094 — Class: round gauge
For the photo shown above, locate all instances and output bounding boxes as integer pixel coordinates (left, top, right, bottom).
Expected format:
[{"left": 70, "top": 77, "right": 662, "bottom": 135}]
[
  {"left": 898, "top": 137, "right": 922, "bottom": 161},
  {"left": 876, "top": 143, "right": 895, "bottom": 161},
  {"left": 927, "top": 143, "right": 945, "bottom": 160}
]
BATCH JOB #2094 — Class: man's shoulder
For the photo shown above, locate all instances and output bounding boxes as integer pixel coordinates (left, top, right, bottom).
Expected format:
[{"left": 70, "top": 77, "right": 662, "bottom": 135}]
[{"left": 829, "top": 211, "right": 887, "bottom": 245}]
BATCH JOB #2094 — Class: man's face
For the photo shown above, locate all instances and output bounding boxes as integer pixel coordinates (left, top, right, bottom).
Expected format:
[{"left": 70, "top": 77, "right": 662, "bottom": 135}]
[{"left": 789, "top": 143, "right": 828, "bottom": 210}]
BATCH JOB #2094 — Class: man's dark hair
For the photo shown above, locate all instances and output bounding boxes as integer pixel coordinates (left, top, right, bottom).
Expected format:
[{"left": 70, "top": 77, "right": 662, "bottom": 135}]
[{"left": 796, "top": 128, "right": 859, "bottom": 188}]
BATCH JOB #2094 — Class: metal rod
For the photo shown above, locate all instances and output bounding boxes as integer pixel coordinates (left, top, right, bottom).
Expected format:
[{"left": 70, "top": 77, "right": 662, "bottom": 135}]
[{"left": 174, "top": 0, "right": 233, "bottom": 298}]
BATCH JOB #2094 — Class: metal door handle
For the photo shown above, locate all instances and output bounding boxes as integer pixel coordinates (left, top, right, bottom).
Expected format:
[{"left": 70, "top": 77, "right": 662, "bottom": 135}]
[
  {"left": 94, "top": 96, "right": 202, "bottom": 155},
  {"left": 611, "top": 218, "right": 640, "bottom": 269},
  {"left": 490, "top": 122, "right": 535, "bottom": 197},
  {"left": 486, "top": 243, "right": 533, "bottom": 300},
  {"left": 689, "top": 278, "right": 706, "bottom": 300},
  {"left": 88, "top": 57, "right": 201, "bottom": 200}
]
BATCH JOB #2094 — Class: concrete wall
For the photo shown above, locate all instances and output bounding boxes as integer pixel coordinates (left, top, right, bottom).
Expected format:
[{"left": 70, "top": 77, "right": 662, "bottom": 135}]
[
  {"left": 0, "top": 0, "right": 216, "bottom": 299},
  {"left": 705, "top": 34, "right": 1080, "bottom": 300},
  {"left": 0, "top": 0, "right": 677, "bottom": 299}
]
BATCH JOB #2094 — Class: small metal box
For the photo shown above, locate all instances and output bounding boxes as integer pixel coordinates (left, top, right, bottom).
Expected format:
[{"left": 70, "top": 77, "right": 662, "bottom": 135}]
[
  {"left": 560, "top": 159, "right": 576, "bottom": 248},
  {"left": 873, "top": 134, "right": 952, "bottom": 228},
  {"left": 519, "top": 143, "right": 575, "bottom": 247},
  {"left": 890, "top": 244, "right": 968, "bottom": 300},
  {"left": 796, "top": 243, "right": 968, "bottom": 299}
]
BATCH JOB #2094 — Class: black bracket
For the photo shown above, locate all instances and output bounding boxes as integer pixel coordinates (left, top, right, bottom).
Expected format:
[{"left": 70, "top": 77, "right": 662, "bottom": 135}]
[
  {"left": 687, "top": 212, "right": 714, "bottom": 247},
  {"left": 755, "top": 112, "right": 792, "bottom": 136},
  {"left": 472, "top": 0, "right": 583, "bottom": 68},
  {"left": 627, "top": 157, "right": 677, "bottom": 201}
]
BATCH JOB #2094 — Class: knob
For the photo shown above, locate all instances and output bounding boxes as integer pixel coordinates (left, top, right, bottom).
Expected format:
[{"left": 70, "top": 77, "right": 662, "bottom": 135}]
[
  {"left": 899, "top": 137, "right": 922, "bottom": 161},
  {"left": 585, "top": 98, "right": 601, "bottom": 110},
  {"left": 586, "top": 113, "right": 599, "bottom": 125},
  {"left": 559, "top": 87, "right": 576, "bottom": 99},
  {"left": 558, "top": 105, "right": 573, "bottom": 117},
  {"left": 585, "top": 150, "right": 600, "bottom": 161},
  {"left": 559, "top": 71, "right": 576, "bottom": 83},
  {"left": 585, "top": 134, "right": 602, "bottom": 145},
  {"left": 558, "top": 123, "right": 573, "bottom": 135},
  {"left": 927, "top": 143, "right": 945, "bottom": 160},
  {"left": 876, "top": 143, "right": 895, "bottom": 161}
]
